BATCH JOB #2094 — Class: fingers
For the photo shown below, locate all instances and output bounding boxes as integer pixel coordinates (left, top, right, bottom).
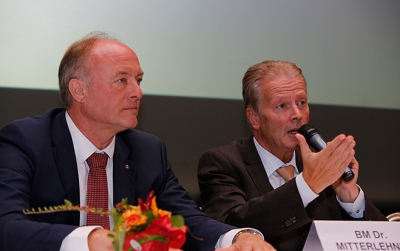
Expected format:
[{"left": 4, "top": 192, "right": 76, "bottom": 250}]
[
  {"left": 326, "top": 134, "right": 356, "bottom": 173},
  {"left": 299, "top": 133, "right": 357, "bottom": 194},
  {"left": 332, "top": 155, "right": 360, "bottom": 202},
  {"left": 217, "top": 232, "right": 276, "bottom": 251},
  {"left": 348, "top": 156, "right": 359, "bottom": 173},
  {"left": 88, "top": 229, "right": 115, "bottom": 251},
  {"left": 295, "top": 133, "right": 311, "bottom": 154}
]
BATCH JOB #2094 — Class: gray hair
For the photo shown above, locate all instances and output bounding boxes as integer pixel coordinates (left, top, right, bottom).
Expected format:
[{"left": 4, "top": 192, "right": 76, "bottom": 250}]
[
  {"left": 242, "top": 60, "right": 306, "bottom": 114},
  {"left": 58, "top": 31, "right": 119, "bottom": 107}
]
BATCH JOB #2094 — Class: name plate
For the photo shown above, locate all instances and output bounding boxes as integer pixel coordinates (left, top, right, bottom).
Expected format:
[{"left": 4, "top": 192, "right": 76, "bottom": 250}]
[{"left": 303, "top": 220, "right": 400, "bottom": 251}]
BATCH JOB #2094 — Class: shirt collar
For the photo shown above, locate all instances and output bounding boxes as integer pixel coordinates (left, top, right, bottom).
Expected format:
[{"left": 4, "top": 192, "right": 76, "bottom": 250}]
[
  {"left": 253, "top": 137, "right": 298, "bottom": 178},
  {"left": 65, "top": 111, "right": 115, "bottom": 164}
]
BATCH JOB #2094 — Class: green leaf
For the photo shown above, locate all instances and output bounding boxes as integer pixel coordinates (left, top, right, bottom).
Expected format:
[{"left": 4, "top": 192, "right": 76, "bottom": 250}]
[
  {"left": 138, "top": 235, "right": 167, "bottom": 244},
  {"left": 171, "top": 215, "right": 185, "bottom": 228}
]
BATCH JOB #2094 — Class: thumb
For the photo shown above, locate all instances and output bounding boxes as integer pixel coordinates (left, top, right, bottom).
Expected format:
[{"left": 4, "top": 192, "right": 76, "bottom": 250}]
[{"left": 295, "top": 133, "right": 311, "bottom": 155}]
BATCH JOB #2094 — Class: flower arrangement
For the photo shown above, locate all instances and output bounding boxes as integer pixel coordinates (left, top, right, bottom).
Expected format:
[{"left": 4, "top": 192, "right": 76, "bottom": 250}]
[{"left": 23, "top": 190, "right": 187, "bottom": 251}]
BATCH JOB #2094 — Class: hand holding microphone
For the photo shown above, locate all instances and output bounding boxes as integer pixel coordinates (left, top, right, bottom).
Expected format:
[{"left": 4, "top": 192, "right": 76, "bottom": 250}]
[{"left": 298, "top": 124, "right": 355, "bottom": 182}]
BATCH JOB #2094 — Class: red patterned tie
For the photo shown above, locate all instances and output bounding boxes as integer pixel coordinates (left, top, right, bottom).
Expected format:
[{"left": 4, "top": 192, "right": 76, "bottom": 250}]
[{"left": 86, "top": 152, "right": 110, "bottom": 229}]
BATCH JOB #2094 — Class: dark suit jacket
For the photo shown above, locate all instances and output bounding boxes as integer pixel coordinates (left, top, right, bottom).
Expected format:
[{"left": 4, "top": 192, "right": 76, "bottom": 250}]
[
  {"left": 198, "top": 136, "right": 387, "bottom": 251},
  {"left": 0, "top": 108, "right": 234, "bottom": 251}
]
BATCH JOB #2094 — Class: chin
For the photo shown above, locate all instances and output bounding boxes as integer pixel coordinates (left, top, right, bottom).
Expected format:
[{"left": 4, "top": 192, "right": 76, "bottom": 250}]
[
  {"left": 118, "top": 121, "right": 138, "bottom": 131},
  {"left": 128, "top": 121, "right": 138, "bottom": 129},
  {"left": 284, "top": 141, "right": 298, "bottom": 151},
  {"left": 132, "top": 119, "right": 139, "bottom": 127},
  {"left": 123, "top": 116, "right": 138, "bottom": 127}
]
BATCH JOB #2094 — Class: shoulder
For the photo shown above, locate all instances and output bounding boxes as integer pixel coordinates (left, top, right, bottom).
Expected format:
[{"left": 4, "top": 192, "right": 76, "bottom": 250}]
[
  {"left": 117, "top": 128, "right": 161, "bottom": 141},
  {"left": 202, "top": 136, "right": 253, "bottom": 156},
  {"left": 198, "top": 136, "right": 262, "bottom": 170},
  {"left": 2, "top": 108, "right": 65, "bottom": 128},
  {"left": 116, "top": 129, "right": 164, "bottom": 149},
  {"left": 0, "top": 108, "right": 67, "bottom": 165},
  {"left": 0, "top": 108, "right": 66, "bottom": 137}
]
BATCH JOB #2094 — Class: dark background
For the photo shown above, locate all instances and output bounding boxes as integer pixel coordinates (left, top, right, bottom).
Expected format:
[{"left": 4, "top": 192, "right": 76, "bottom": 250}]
[{"left": 1, "top": 87, "right": 399, "bottom": 216}]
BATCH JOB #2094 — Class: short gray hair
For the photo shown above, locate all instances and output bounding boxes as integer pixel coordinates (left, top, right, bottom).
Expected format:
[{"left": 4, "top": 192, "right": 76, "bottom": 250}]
[
  {"left": 58, "top": 31, "right": 119, "bottom": 107},
  {"left": 242, "top": 60, "right": 306, "bottom": 114}
]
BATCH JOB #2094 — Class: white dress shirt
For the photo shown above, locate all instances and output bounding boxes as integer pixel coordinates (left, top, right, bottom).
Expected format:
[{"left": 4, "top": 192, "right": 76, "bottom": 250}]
[{"left": 253, "top": 137, "right": 365, "bottom": 217}]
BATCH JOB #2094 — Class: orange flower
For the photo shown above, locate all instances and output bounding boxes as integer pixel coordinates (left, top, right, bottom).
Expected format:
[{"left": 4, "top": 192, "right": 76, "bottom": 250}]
[
  {"left": 158, "top": 209, "right": 171, "bottom": 217},
  {"left": 151, "top": 197, "right": 158, "bottom": 217},
  {"left": 122, "top": 206, "right": 148, "bottom": 231},
  {"left": 150, "top": 196, "right": 171, "bottom": 218}
]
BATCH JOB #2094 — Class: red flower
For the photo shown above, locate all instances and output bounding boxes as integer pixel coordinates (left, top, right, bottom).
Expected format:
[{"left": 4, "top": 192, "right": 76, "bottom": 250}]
[
  {"left": 145, "top": 215, "right": 187, "bottom": 248},
  {"left": 124, "top": 232, "right": 169, "bottom": 251},
  {"left": 122, "top": 215, "right": 187, "bottom": 251}
]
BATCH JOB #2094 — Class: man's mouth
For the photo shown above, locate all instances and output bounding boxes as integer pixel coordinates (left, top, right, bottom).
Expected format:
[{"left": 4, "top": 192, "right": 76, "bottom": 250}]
[{"left": 288, "top": 129, "right": 299, "bottom": 134}]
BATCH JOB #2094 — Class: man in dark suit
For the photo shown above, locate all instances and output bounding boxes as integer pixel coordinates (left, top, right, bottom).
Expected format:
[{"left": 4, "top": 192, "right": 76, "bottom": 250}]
[
  {"left": 197, "top": 60, "right": 387, "bottom": 251},
  {"left": 0, "top": 32, "right": 276, "bottom": 251}
]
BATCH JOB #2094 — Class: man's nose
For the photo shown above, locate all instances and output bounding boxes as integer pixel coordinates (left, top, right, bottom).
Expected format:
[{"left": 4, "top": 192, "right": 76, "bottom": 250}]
[
  {"left": 291, "top": 104, "right": 302, "bottom": 120},
  {"left": 129, "top": 81, "right": 143, "bottom": 99}
]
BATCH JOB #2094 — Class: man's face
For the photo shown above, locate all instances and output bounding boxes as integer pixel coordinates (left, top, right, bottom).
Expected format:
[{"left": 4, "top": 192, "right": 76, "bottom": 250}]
[
  {"left": 249, "top": 75, "right": 310, "bottom": 159},
  {"left": 80, "top": 39, "right": 144, "bottom": 134}
]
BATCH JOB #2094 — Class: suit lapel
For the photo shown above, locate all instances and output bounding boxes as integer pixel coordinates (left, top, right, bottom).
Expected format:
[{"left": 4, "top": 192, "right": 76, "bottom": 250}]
[
  {"left": 112, "top": 135, "right": 137, "bottom": 206},
  {"left": 240, "top": 136, "right": 274, "bottom": 195},
  {"left": 50, "top": 110, "right": 80, "bottom": 225},
  {"left": 241, "top": 138, "right": 306, "bottom": 196}
]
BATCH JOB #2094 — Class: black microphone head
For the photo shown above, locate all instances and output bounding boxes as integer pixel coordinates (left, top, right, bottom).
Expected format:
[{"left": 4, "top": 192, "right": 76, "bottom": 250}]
[{"left": 298, "top": 124, "right": 319, "bottom": 142}]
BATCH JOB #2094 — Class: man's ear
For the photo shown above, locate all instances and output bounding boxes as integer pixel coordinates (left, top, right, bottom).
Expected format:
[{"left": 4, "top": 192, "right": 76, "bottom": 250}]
[
  {"left": 68, "top": 79, "right": 87, "bottom": 104},
  {"left": 246, "top": 107, "right": 260, "bottom": 130}
]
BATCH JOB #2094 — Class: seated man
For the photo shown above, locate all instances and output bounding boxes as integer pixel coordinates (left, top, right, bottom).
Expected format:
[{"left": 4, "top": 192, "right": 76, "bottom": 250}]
[
  {"left": 0, "top": 32, "right": 275, "bottom": 251},
  {"left": 197, "top": 60, "right": 387, "bottom": 251}
]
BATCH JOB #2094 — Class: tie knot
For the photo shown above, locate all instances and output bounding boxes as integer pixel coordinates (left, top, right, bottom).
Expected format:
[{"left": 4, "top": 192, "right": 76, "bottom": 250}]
[
  {"left": 87, "top": 153, "right": 108, "bottom": 168},
  {"left": 276, "top": 165, "right": 295, "bottom": 183}
]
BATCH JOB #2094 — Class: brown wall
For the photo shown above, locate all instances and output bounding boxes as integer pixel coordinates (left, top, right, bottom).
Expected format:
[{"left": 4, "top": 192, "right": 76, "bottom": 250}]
[{"left": 1, "top": 87, "right": 399, "bottom": 216}]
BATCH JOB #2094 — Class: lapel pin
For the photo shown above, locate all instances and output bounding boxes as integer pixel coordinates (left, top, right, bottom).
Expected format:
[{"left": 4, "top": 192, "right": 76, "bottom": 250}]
[{"left": 125, "top": 165, "right": 130, "bottom": 170}]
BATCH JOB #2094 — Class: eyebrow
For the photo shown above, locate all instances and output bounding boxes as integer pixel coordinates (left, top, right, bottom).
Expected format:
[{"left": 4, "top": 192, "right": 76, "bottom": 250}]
[{"left": 114, "top": 71, "right": 144, "bottom": 78}]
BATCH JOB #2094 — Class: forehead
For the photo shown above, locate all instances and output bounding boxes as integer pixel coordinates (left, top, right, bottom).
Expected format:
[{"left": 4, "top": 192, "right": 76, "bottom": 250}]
[
  {"left": 90, "top": 39, "right": 142, "bottom": 72},
  {"left": 260, "top": 75, "right": 306, "bottom": 96}
]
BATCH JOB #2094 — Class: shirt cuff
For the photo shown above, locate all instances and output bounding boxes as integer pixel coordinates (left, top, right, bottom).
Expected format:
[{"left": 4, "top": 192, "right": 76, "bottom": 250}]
[
  {"left": 215, "top": 228, "right": 262, "bottom": 248},
  {"left": 295, "top": 172, "right": 319, "bottom": 207},
  {"left": 336, "top": 184, "right": 365, "bottom": 218},
  {"left": 60, "top": 226, "right": 101, "bottom": 251}
]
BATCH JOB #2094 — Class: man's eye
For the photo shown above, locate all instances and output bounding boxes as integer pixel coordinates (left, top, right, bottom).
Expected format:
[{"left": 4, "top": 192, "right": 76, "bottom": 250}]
[
  {"left": 277, "top": 104, "right": 285, "bottom": 109},
  {"left": 136, "top": 78, "right": 142, "bottom": 85},
  {"left": 298, "top": 100, "right": 307, "bottom": 106},
  {"left": 118, "top": 78, "right": 127, "bottom": 83}
]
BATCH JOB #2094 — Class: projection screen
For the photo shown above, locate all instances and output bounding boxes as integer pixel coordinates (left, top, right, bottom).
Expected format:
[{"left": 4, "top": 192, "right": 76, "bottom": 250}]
[{"left": 1, "top": 0, "right": 399, "bottom": 110}]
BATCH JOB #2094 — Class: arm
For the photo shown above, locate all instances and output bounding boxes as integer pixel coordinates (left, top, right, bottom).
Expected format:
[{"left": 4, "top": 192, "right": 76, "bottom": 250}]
[{"left": 0, "top": 121, "right": 77, "bottom": 251}]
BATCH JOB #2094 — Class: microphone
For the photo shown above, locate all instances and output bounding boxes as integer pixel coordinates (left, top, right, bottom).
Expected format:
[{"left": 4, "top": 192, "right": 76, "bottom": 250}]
[{"left": 298, "top": 124, "right": 355, "bottom": 182}]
